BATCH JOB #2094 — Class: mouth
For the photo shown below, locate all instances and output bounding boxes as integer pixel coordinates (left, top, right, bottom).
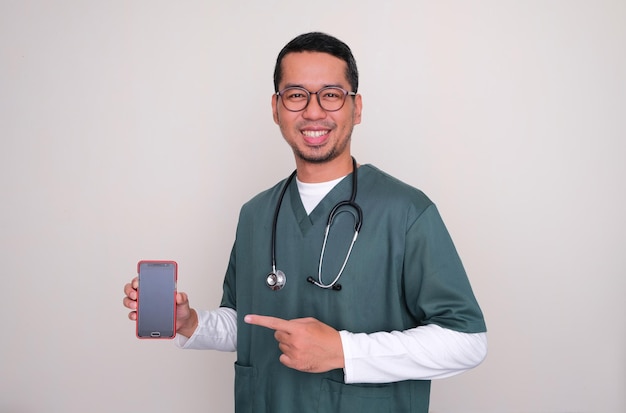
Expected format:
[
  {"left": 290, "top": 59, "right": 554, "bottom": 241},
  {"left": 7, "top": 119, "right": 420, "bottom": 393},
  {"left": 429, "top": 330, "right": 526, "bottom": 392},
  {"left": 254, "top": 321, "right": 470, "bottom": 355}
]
[{"left": 301, "top": 129, "right": 331, "bottom": 145}]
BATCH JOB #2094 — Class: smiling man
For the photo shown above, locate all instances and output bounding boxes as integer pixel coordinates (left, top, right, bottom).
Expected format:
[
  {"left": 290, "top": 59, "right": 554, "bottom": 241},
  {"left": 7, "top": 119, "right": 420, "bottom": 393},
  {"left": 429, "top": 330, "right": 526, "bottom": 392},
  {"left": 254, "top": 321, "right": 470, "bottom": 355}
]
[
  {"left": 272, "top": 50, "right": 362, "bottom": 182},
  {"left": 124, "top": 32, "right": 487, "bottom": 413}
]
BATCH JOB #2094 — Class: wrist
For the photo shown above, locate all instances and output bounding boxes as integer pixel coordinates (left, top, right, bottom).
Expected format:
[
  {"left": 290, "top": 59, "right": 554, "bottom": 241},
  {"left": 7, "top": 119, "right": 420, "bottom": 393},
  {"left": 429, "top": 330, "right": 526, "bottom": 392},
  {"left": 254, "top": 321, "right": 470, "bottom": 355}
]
[{"left": 177, "top": 309, "right": 198, "bottom": 338}]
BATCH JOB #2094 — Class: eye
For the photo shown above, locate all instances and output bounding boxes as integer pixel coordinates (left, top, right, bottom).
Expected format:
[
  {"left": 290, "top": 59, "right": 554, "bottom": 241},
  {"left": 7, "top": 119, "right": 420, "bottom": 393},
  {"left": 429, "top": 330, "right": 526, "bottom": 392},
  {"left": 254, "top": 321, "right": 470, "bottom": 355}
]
[
  {"left": 283, "top": 88, "right": 308, "bottom": 100},
  {"left": 321, "top": 89, "right": 343, "bottom": 100}
]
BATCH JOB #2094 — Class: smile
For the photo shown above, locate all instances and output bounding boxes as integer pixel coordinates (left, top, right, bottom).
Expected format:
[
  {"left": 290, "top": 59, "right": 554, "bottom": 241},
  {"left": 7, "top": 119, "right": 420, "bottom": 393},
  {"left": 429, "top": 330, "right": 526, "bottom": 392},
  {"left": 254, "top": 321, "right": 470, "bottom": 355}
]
[{"left": 302, "top": 130, "right": 330, "bottom": 138}]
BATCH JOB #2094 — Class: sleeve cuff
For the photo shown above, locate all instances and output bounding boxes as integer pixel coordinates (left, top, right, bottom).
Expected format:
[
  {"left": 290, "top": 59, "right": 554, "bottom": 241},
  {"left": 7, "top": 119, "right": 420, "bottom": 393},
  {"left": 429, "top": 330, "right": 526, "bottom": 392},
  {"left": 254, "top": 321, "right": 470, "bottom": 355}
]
[{"left": 173, "top": 307, "right": 237, "bottom": 351}]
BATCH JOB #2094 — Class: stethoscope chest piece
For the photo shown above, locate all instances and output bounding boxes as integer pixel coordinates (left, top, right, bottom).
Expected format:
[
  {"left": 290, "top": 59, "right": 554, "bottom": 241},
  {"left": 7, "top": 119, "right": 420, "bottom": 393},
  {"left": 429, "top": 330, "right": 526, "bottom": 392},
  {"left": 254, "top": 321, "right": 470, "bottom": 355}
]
[{"left": 266, "top": 270, "right": 286, "bottom": 291}]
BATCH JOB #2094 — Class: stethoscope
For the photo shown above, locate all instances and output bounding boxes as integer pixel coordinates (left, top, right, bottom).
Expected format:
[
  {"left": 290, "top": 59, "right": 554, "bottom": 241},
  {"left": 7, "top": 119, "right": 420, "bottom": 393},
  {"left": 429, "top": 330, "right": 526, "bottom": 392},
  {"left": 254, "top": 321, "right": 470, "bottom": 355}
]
[{"left": 266, "top": 157, "right": 363, "bottom": 292}]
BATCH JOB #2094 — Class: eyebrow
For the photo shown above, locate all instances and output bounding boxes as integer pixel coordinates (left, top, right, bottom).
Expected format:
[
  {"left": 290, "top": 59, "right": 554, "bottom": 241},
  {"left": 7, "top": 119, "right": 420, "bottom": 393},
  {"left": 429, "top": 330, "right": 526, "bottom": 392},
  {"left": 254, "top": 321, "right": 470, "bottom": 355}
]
[{"left": 282, "top": 83, "right": 346, "bottom": 90}]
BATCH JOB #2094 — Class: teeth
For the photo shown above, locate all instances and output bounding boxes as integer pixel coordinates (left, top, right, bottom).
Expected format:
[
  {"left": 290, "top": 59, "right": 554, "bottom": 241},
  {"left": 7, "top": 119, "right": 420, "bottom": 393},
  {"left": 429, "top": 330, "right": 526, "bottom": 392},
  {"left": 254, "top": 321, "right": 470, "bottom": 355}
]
[{"left": 302, "top": 130, "right": 328, "bottom": 138}]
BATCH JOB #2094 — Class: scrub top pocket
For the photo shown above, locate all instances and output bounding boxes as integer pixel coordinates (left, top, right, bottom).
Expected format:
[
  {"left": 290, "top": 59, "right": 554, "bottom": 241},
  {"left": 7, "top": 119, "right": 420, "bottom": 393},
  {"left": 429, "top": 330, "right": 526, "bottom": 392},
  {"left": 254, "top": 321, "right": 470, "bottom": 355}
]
[
  {"left": 317, "top": 379, "right": 393, "bottom": 413},
  {"left": 234, "top": 363, "right": 256, "bottom": 413}
]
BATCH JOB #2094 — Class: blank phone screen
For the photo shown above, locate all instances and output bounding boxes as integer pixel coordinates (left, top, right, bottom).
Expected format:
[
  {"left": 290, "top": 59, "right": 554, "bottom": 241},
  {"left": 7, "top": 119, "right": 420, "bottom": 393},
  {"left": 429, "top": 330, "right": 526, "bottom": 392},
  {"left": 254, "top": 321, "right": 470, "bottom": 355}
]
[{"left": 137, "top": 261, "right": 176, "bottom": 338}]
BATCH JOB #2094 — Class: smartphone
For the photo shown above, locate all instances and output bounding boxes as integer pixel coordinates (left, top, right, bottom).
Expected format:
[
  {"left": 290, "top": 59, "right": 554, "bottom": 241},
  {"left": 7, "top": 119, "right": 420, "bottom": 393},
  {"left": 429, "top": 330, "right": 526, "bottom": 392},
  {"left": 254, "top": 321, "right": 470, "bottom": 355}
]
[{"left": 136, "top": 260, "right": 177, "bottom": 339}]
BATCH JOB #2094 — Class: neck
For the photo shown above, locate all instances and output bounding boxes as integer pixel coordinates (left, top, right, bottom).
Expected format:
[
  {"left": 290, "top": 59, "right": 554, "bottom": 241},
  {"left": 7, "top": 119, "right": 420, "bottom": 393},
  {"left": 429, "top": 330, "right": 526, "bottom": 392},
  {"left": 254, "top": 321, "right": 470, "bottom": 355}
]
[{"left": 295, "top": 154, "right": 355, "bottom": 183}]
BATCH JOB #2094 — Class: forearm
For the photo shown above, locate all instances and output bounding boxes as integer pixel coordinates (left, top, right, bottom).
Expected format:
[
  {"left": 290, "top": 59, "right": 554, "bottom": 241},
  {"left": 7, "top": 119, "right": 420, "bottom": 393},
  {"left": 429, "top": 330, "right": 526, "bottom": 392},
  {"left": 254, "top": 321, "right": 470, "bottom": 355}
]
[
  {"left": 174, "top": 307, "right": 237, "bottom": 351},
  {"left": 340, "top": 324, "right": 487, "bottom": 384}
]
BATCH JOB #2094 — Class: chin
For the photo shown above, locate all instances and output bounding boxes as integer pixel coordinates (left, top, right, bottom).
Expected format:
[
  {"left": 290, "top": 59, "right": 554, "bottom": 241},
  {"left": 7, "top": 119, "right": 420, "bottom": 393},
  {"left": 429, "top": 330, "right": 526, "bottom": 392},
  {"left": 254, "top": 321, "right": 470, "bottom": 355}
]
[{"left": 296, "top": 150, "right": 336, "bottom": 164}]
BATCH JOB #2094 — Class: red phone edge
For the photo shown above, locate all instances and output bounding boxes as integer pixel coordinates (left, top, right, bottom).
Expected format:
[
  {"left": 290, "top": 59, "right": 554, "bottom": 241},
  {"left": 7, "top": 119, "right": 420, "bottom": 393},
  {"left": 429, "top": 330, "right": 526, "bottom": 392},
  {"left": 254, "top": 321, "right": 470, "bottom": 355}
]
[{"left": 135, "top": 260, "right": 178, "bottom": 340}]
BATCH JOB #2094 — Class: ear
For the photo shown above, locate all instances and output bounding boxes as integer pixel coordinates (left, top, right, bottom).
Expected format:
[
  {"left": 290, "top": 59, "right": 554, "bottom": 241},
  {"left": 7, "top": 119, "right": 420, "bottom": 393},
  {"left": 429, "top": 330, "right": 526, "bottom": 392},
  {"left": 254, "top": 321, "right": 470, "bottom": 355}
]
[
  {"left": 272, "top": 93, "right": 280, "bottom": 125},
  {"left": 352, "top": 94, "right": 363, "bottom": 125}
]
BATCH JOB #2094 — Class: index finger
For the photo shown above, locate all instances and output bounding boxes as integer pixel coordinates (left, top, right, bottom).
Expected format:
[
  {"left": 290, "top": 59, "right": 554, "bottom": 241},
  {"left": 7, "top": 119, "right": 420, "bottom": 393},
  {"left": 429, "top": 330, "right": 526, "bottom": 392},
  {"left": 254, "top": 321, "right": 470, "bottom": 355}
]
[{"left": 244, "top": 314, "right": 292, "bottom": 332}]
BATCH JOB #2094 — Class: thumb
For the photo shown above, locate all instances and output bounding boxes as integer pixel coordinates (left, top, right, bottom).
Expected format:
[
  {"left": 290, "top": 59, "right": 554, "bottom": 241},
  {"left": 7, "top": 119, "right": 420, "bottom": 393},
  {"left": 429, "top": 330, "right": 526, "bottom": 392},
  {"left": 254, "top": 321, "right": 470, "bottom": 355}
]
[{"left": 176, "top": 292, "right": 189, "bottom": 305}]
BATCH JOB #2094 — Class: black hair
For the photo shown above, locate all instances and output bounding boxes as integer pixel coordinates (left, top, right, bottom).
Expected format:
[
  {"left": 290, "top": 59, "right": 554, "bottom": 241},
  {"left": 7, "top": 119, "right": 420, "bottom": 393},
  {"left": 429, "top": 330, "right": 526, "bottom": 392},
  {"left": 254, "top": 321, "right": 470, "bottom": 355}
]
[{"left": 273, "top": 32, "right": 359, "bottom": 93}]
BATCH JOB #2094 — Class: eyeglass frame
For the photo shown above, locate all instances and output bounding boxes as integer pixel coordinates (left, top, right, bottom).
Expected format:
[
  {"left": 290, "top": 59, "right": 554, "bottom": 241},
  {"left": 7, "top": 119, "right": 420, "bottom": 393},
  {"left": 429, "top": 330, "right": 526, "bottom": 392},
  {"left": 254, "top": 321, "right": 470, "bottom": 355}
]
[{"left": 276, "top": 86, "right": 357, "bottom": 112}]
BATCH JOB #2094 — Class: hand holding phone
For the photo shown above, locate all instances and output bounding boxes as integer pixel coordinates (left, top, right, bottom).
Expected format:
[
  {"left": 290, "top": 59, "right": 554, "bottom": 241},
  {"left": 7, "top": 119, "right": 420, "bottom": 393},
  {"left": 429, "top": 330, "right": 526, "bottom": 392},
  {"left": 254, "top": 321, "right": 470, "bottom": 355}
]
[{"left": 136, "top": 260, "right": 177, "bottom": 339}]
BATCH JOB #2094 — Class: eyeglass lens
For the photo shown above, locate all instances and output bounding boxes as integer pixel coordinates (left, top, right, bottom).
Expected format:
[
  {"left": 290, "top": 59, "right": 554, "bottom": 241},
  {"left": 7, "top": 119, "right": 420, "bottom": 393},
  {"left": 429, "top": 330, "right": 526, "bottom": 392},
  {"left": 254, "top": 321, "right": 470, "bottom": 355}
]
[{"left": 280, "top": 87, "right": 351, "bottom": 112}]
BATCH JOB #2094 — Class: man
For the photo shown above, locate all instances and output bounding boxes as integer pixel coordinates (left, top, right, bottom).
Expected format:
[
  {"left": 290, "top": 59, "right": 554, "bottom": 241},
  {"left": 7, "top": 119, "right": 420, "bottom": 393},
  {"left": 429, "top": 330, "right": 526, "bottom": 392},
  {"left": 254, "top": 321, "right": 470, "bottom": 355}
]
[{"left": 124, "top": 32, "right": 487, "bottom": 412}]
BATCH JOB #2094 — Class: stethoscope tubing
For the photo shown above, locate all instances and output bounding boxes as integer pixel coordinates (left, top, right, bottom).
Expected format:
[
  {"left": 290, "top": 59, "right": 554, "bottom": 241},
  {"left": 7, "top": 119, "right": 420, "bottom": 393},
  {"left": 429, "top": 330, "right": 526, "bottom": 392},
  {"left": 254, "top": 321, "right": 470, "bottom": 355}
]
[
  {"left": 270, "top": 169, "right": 297, "bottom": 275},
  {"left": 269, "top": 157, "right": 362, "bottom": 291}
]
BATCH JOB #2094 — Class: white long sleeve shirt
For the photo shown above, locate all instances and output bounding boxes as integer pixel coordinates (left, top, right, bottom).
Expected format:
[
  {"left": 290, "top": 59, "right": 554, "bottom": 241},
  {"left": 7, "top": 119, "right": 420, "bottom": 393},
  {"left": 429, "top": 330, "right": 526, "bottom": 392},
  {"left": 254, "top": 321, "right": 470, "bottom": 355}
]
[{"left": 175, "top": 307, "right": 487, "bottom": 384}]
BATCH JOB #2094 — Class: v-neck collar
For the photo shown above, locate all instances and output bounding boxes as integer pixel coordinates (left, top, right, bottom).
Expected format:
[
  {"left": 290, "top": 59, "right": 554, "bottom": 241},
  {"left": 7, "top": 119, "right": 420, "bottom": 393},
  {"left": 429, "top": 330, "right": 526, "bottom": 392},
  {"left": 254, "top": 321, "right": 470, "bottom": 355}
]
[{"left": 287, "top": 169, "right": 357, "bottom": 236}]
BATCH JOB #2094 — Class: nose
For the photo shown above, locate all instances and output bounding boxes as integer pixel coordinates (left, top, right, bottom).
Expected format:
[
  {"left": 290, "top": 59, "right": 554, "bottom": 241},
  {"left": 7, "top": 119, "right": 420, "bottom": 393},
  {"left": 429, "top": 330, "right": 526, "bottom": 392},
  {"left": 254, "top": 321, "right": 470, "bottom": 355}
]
[{"left": 302, "top": 93, "right": 327, "bottom": 120}]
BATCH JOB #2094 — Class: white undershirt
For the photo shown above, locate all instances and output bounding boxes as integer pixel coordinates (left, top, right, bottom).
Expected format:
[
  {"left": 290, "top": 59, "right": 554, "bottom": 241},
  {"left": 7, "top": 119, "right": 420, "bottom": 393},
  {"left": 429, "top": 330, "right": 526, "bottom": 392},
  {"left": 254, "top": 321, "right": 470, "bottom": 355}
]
[
  {"left": 175, "top": 176, "right": 487, "bottom": 383},
  {"left": 296, "top": 175, "right": 345, "bottom": 214},
  {"left": 176, "top": 308, "right": 487, "bottom": 384}
]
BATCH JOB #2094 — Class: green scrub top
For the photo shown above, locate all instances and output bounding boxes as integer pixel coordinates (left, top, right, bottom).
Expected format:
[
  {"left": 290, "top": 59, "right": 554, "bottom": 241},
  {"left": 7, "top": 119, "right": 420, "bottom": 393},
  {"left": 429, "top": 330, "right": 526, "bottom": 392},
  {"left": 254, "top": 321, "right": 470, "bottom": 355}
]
[{"left": 220, "top": 164, "right": 486, "bottom": 413}]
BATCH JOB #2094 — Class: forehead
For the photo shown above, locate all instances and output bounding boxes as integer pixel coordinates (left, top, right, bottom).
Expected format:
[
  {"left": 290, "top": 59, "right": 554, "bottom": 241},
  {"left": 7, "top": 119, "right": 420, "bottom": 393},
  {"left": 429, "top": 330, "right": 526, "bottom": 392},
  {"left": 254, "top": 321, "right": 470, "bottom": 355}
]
[{"left": 279, "top": 51, "right": 349, "bottom": 88}]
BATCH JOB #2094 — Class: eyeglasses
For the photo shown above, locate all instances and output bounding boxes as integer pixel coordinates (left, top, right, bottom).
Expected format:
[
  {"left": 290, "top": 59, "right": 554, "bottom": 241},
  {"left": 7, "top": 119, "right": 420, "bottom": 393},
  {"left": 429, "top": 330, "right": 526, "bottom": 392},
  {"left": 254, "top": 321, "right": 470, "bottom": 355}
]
[{"left": 276, "top": 86, "right": 356, "bottom": 112}]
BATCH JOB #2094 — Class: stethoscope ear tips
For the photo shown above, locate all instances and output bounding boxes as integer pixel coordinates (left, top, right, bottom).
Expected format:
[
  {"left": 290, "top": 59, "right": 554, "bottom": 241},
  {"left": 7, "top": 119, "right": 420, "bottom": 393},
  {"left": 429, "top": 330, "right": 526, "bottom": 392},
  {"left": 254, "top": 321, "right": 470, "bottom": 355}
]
[{"left": 307, "top": 276, "right": 342, "bottom": 291}]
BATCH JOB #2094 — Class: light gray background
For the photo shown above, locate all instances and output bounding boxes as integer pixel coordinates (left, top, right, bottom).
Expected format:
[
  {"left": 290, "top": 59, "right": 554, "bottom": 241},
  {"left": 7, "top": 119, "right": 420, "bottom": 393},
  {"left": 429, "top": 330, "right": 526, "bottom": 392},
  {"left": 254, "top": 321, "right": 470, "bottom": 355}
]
[{"left": 1, "top": 1, "right": 624, "bottom": 412}]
